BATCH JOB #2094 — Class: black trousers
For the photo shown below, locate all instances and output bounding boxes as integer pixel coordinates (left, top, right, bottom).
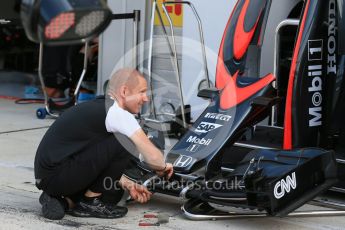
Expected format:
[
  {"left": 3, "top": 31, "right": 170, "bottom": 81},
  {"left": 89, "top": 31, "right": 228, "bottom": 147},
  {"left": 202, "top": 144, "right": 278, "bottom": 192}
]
[{"left": 38, "top": 136, "right": 131, "bottom": 204}]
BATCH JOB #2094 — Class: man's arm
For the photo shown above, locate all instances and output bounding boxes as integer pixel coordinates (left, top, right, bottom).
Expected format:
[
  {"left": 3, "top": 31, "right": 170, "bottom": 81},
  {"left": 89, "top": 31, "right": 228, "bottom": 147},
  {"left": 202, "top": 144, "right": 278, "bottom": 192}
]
[{"left": 130, "top": 128, "right": 166, "bottom": 170}]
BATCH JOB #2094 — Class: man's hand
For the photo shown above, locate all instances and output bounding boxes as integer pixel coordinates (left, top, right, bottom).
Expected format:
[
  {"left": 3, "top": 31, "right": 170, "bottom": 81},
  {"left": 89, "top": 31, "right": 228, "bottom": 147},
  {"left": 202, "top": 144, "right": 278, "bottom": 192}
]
[
  {"left": 156, "top": 163, "right": 174, "bottom": 179},
  {"left": 119, "top": 175, "right": 152, "bottom": 203}
]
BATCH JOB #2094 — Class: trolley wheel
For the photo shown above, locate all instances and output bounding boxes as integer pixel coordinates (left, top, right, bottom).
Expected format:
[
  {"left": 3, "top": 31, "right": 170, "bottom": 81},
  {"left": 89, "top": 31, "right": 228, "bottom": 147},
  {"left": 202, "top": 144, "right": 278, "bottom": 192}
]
[{"left": 36, "top": 108, "right": 47, "bottom": 119}]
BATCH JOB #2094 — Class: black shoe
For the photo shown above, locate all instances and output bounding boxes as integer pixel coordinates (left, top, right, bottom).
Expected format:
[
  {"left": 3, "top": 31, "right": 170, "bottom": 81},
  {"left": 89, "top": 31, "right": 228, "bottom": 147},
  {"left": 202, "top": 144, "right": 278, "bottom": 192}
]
[
  {"left": 71, "top": 196, "right": 128, "bottom": 219},
  {"left": 39, "top": 192, "right": 67, "bottom": 220}
]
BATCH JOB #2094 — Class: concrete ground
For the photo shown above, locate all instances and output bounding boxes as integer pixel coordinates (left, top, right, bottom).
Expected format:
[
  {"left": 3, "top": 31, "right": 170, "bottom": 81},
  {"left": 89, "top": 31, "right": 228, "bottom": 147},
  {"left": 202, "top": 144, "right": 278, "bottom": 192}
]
[{"left": 1, "top": 98, "right": 345, "bottom": 230}]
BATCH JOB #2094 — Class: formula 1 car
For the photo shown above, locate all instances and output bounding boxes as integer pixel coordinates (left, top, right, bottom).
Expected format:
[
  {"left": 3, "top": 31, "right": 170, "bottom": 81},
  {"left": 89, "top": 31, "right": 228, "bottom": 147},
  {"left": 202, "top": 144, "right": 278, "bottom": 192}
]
[
  {"left": 125, "top": 0, "right": 345, "bottom": 219},
  {"left": 20, "top": 0, "right": 345, "bottom": 219}
]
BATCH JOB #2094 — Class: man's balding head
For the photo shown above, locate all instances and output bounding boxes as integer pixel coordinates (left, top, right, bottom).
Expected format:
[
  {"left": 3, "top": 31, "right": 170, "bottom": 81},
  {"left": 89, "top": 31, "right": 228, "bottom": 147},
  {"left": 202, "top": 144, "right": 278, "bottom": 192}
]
[
  {"left": 108, "top": 68, "right": 144, "bottom": 97},
  {"left": 107, "top": 68, "right": 149, "bottom": 114}
]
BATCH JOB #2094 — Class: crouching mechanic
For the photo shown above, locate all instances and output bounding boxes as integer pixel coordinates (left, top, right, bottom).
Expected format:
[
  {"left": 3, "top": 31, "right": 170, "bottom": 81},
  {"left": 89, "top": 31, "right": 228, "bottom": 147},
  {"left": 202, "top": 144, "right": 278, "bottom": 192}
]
[{"left": 34, "top": 68, "right": 173, "bottom": 220}]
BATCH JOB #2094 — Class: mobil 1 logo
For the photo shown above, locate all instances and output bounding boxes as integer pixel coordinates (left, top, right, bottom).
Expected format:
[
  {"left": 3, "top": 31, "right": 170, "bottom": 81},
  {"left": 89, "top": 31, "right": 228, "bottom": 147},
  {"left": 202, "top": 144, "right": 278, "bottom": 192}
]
[{"left": 307, "top": 39, "right": 323, "bottom": 127}]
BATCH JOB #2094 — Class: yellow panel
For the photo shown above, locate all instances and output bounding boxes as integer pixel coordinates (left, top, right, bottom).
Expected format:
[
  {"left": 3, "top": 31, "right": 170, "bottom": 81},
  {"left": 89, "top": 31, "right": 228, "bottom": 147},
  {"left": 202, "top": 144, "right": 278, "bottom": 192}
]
[{"left": 154, "top": 0, "right": 183, "bottom": 27}]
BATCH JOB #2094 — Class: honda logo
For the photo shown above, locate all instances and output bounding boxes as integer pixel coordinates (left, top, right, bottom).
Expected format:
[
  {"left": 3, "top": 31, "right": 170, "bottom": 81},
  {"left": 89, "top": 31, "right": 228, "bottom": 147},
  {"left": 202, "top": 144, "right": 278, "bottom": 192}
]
[
  {"left": 273, "top": 172, "right": 297, "bottom": 199},
  {"left": 173, "top": 155, "right": 194, "bottom": 168}
]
